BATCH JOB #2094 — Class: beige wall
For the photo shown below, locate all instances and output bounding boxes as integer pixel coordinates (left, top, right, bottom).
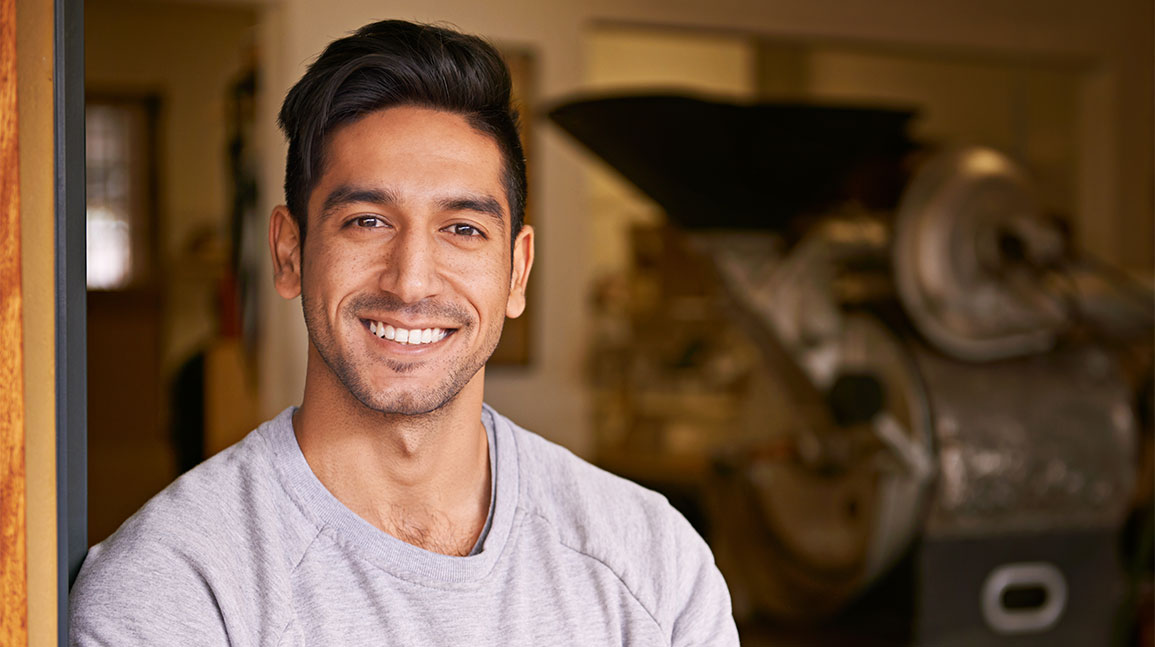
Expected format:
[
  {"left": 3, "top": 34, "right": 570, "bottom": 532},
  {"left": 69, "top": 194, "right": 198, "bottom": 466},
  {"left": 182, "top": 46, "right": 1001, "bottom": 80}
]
[
  {"left": 256, "top": 0, "right": 1153, "bottom": 456},
  {"left": 86, "top": 0, "right": 257, "bottom": 376}
]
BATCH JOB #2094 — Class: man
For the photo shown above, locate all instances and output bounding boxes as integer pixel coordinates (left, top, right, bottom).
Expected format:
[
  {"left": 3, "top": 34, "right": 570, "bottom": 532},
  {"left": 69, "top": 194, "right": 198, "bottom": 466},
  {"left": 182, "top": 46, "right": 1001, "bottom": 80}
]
[{"left": 70, "top": 20, "right": 738, "bottom": 646}]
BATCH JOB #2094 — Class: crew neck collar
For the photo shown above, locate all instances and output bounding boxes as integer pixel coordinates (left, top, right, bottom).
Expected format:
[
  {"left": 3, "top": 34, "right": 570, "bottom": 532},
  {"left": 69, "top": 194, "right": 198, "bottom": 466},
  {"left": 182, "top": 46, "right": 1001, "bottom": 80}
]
[{"left": 261, "top": 404, "right": 519, "bottom": 589}]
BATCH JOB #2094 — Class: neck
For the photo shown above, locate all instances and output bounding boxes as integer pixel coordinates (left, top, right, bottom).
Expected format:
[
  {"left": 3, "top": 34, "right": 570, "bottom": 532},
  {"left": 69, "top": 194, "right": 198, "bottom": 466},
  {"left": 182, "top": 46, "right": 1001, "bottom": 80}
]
[{"left": 293, "top": 347, "right": 492, "bottom": 556}]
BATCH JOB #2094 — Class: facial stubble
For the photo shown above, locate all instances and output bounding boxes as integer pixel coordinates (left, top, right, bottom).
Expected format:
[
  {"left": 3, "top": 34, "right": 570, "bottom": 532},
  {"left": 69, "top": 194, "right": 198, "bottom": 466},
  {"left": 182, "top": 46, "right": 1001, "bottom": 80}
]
[{"left": 301, "top": 290, "right": 506, "bottom": 417}]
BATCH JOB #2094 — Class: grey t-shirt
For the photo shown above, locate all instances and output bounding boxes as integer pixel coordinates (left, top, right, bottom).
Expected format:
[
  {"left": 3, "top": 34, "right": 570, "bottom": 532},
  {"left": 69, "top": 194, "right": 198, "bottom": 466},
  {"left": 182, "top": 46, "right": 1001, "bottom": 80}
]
[{"left": 70, "top": 405, "right": 739, "bottom": 646}]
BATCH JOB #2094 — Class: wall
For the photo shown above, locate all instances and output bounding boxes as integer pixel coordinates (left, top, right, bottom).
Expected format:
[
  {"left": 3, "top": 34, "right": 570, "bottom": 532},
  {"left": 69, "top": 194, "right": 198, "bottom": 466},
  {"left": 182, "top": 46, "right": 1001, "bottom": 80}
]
[{"left": 256, "top": 0, "right": 1152, "bottom": 456}]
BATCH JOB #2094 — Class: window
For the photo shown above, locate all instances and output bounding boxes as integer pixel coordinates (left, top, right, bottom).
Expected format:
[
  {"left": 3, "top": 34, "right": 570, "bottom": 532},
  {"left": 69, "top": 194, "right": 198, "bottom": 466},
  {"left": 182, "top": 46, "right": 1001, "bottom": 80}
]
[{"left": 85, "top": 96, "right": 158, "bottom": 289}]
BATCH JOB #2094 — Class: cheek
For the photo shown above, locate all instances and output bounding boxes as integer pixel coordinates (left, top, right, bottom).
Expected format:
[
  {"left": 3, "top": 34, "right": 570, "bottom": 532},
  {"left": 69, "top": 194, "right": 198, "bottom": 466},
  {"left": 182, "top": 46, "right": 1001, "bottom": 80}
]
[
  {"left": 301, "top": 245, "right": 374, "bottom": 308},
  {"left": 309, "top": 236, "right": 379, "bottom": 277},
  {"left": 479, "top": 267, "right": 515, "bottom": 315},
  {"left": 444, "top": 258, "right": 510, "bottom": 313}
]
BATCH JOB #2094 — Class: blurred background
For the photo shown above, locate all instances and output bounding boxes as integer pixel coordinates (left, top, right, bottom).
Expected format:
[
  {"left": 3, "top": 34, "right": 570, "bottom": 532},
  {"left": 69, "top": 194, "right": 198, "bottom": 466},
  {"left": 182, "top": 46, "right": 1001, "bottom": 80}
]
[{"left": 84, "top": 0, "right": 1153, "bottom": 644}]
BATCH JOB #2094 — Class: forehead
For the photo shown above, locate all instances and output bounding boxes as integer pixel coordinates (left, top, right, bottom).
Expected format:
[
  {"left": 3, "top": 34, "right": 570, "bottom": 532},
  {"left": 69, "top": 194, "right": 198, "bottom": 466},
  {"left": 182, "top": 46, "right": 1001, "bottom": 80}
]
[{"left": 311, "top": 106, "right": 507, "bottom": 212}]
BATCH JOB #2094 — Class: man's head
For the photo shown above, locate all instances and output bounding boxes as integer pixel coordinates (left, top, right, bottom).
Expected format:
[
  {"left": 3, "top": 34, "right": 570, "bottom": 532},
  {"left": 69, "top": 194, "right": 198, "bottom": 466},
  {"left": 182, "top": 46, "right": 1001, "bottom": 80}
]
[
  {"left": 269, "top": 20, "right": 534, "bottom": 417},
  {"left": 277, "top": 19, "right": 527, "bottom": 251}
]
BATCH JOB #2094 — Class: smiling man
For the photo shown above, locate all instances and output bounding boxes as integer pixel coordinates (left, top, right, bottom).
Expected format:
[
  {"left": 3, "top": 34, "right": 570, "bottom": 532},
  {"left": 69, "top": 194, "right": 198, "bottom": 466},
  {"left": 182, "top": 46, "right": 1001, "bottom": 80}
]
[{"left": 70, "top": 20, "right": 738, "bottom": 646}]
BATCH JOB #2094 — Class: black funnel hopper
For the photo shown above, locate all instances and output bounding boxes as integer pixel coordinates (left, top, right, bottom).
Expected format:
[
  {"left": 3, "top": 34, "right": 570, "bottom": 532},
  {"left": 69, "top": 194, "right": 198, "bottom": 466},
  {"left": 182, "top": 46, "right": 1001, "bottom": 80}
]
[{"left": 547, "top": 94, "right": 917, "bottom": 230}]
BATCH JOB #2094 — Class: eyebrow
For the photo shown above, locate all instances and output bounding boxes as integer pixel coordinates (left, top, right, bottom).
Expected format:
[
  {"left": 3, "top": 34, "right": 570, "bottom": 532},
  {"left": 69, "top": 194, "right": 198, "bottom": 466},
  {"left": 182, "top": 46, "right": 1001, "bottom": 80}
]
[
  {"left": 319, "top": 185, "right": 398, "bottom": 222},
  {"left": 436, "top": 194, "right": 507, "bottom": 232}
]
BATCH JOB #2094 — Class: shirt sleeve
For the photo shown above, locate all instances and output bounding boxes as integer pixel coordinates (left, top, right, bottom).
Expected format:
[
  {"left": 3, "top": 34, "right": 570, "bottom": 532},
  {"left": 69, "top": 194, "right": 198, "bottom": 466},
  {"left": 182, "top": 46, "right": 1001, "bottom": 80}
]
[
  {"left": 70, "top": 540, "right": 231, "bottom": 647},
  {"left": 665, "top": 505, "right": 741, "bottom": 647}
]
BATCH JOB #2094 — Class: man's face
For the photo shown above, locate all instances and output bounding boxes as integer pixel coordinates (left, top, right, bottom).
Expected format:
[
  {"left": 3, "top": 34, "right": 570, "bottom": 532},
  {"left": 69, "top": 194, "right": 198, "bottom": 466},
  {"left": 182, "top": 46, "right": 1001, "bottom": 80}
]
[{"left": 270, "top": 106, "right": 533, "bottom": 416}]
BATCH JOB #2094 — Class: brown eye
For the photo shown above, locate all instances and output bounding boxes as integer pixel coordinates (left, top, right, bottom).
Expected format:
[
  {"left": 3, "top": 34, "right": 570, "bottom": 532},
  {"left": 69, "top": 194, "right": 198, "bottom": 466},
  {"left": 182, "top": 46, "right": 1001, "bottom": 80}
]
[
  {"left": 450, "top": 223, "right": 484, "bottom": 238},
  {"left": 354, "top": 216, "right": 385, "bottom": 228}
]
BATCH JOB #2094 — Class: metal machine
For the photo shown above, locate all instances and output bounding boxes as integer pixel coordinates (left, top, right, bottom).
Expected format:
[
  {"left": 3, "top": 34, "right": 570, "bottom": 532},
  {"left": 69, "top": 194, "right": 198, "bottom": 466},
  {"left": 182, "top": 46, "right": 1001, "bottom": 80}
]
[{"left": 551, "top": 95, "right": 1150, "bottom": 645}]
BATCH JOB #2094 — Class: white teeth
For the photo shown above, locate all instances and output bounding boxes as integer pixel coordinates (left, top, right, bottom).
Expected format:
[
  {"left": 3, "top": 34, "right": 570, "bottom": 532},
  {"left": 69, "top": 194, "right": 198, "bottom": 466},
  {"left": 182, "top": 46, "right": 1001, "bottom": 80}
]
[{"left": 369, "top": 321, "right": 450, "bottom": 345}]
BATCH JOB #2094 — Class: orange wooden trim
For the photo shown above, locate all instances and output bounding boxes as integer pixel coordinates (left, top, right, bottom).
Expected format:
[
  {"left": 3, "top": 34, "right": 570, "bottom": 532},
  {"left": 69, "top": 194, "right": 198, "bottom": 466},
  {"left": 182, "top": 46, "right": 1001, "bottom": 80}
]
[{"left": 0, "top": 0, "right": 28, "bottom": 639}]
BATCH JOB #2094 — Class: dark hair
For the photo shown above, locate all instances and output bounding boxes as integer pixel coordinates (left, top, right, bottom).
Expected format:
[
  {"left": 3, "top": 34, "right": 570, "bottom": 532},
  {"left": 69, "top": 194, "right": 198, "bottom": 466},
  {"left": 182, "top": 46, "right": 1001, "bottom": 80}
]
[{"left": 277, "top": 20, "right": 526, "bottom": 249}]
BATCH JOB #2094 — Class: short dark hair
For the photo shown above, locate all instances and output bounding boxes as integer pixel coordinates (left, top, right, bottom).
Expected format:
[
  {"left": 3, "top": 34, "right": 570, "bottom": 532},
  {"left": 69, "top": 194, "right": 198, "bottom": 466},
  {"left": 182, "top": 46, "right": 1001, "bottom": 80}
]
[{"left": 277, "top": 20, "right": 527, "bottom": 249}]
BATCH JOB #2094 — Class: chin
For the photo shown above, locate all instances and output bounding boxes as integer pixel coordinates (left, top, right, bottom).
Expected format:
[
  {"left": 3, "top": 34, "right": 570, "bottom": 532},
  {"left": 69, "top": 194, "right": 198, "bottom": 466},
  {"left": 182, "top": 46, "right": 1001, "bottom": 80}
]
[
  {"left": 344, "top": 362, "right": 480, "bottom": 417},
  {"left": 354, "top": 388, "right": 456, "bottom": 417}
]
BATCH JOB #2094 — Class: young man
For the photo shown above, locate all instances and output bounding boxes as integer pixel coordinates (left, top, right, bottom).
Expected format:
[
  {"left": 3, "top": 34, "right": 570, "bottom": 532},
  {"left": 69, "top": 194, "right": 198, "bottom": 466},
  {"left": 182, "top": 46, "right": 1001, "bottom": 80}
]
[{"left": 70, "top": 20, "right": 738, "bottom": 645}]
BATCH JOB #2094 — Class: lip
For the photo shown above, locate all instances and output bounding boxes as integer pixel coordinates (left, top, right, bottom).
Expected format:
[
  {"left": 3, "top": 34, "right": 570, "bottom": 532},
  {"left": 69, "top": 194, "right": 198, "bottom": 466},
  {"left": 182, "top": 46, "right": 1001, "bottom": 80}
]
[
  {"left": 359, "top": 318, "right": 458, "bottom": 352},
  {"left": 358, "top": 316, "right": 459, "bottom": 331}
]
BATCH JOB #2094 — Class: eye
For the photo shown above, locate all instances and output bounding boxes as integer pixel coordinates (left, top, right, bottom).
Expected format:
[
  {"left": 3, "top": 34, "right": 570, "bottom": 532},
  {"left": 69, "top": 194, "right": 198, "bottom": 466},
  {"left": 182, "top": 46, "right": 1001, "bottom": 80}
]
[
  {"left": 447, "top": 223, "right": 486, "bottom": 238},
  {"left": 352, "top": 215, "right": 387, "bottom": 228}
]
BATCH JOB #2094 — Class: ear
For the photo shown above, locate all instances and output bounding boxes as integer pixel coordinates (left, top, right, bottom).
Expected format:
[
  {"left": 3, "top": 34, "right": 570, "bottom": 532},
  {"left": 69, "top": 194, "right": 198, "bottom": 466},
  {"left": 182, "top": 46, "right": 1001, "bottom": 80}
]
[
  {"left": 505, "top": 224, "right": 535, "bottom": 319},
  {"left": 269, "top": 205, "right": 303, "bottom": 299}
]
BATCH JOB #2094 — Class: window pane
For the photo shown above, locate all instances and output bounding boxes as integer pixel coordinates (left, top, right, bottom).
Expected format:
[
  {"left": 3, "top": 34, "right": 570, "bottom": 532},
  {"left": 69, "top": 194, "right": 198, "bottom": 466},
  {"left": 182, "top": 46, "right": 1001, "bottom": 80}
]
[{"left": 85, "top": 104, "right": 135, "bottom": 289}]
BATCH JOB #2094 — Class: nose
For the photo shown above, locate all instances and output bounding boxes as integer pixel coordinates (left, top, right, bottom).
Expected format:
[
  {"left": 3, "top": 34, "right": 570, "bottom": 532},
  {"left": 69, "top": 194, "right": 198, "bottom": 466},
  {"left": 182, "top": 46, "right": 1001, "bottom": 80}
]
[{"left": 378, "top": 227, "right": 442, "bottom": 304}]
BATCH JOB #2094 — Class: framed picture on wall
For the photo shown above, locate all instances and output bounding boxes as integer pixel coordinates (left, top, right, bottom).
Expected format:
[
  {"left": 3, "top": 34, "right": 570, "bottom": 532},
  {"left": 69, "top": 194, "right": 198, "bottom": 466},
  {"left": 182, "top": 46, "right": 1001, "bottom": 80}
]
[{"left": 489, "top": 46, "right": 536, "bottom": 366}]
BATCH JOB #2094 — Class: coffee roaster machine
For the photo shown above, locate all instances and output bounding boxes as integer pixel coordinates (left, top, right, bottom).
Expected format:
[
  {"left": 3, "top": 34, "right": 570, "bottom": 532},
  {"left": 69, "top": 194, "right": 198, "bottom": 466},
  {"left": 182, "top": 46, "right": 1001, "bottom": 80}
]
[{"left": 551, "top": 96, "right": 1152, "bottom": 646}]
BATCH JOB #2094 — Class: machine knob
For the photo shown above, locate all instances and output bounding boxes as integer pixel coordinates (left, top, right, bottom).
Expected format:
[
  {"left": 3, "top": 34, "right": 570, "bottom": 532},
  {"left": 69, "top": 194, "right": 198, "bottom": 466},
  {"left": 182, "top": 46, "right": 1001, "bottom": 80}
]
[{"left": 827, "top": 372, "right": 886, "bottom": 427}]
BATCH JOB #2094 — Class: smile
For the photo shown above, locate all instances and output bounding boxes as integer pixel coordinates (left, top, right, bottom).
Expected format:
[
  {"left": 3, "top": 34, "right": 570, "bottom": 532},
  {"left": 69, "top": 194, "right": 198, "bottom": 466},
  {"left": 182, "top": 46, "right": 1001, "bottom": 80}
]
[{"left": 365, "top": 320, "right": 453, "bottom": 346}]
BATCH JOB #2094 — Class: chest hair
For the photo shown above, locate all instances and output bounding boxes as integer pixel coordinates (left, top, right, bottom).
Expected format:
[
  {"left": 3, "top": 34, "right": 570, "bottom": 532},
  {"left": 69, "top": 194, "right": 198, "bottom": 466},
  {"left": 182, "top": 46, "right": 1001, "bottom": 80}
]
[{"left": 376, "top": 505, "right": 479, "bottom": 557}]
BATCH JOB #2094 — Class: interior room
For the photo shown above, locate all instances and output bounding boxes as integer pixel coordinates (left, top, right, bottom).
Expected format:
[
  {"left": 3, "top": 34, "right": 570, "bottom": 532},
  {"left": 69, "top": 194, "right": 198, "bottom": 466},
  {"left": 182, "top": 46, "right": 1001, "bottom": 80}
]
[{"left": 5, "top": 0, "right": 1152, "bottom": 644}]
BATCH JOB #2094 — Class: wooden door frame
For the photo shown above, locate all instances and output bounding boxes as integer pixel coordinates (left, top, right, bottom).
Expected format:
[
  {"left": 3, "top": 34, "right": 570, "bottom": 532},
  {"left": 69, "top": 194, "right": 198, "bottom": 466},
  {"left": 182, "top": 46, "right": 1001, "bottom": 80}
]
[
  {"left": 1, "top": 0, "right": 28, "bottom": 642},
  {"left": 7, "top": 0, "right": 88, "bottom": 642}
]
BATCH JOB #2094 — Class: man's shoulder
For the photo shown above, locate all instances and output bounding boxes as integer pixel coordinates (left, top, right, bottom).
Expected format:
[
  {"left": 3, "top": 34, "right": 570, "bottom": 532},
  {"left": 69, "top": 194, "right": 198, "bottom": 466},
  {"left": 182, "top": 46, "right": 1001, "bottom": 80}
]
[
  {"left": 70, "top": 411, "right": 317, "bottom": 644},
  {"left": 497, "top": 410, "right": 716, "bottom": 620},
  {"left": 509, "top": 419, "right": 677, "bottom": 540},
  {"left": 498, "top": 410, "right": 738, "bottom": 642},
  {"left": 100, "top": 419, "right": 285, "bottom": 549}
]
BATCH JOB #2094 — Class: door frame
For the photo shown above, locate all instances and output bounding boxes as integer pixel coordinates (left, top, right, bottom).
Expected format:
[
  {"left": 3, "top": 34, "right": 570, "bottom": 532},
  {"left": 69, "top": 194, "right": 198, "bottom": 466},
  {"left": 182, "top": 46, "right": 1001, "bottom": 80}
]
[
  {"left": 1, "top": 0, "right": 28, "bottom": 641},
  {"left": 55, "top": 0, "right": 86, "bottom": 643}
]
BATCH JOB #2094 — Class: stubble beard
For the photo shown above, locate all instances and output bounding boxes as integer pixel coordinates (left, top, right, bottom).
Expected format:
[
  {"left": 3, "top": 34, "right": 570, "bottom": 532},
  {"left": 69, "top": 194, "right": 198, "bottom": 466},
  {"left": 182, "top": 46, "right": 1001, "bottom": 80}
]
[{"left": 301, "top": 292, "right": 504, "bottom": 417}]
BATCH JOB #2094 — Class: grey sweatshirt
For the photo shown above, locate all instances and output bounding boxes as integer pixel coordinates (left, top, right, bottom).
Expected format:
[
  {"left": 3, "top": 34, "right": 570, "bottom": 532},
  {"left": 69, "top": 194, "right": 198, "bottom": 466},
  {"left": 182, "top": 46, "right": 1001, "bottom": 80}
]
[{"left": 70, "top": 405, "right": 739, "bottom": 646}]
